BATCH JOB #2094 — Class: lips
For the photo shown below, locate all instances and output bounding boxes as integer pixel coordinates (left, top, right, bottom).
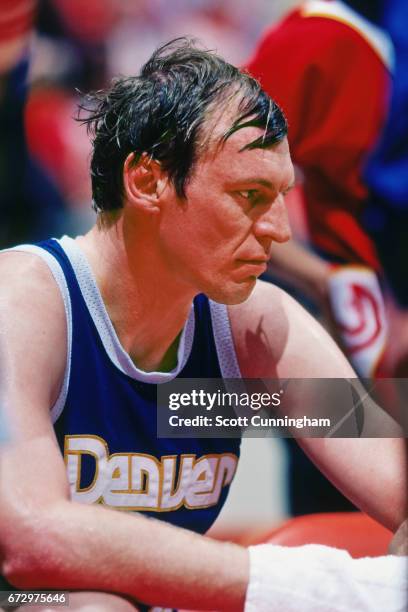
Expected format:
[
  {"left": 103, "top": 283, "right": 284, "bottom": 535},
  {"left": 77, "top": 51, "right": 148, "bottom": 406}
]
[
  {"left": 237, "top": 252, "right": 269, "bottom": 262},
  {"left": 236, "top": 259, "right": 268, "bottom": 274},
  {"left": 237, "top": 258, "right": 269, "bottom": 265},
  {"left": 239, "top": 259, "right": 268, "bottom": 264}
]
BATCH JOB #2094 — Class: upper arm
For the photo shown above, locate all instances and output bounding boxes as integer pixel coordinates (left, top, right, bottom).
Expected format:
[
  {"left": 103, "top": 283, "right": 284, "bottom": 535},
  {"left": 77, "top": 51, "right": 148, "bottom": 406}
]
[
  {"left": 229, "top": 281, "right": 407, "bottom": 530},
  {"left": 0, "top": 252, "right": 70, "bottom": 560},
  {"left": 229, "top": 279, "right": 354, "bottom": 378}
]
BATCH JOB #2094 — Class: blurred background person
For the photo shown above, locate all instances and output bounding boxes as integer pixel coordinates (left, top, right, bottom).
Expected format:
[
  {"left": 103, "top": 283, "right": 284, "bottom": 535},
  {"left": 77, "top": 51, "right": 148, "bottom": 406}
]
[
  {"left": 0, "top": 0, "right": 68, "bottom": 247},
  {"left": 247, "top": 0, "right": 393, "bottom": 380},
  {"left": 363, "top": 0, "right": 408, "bottom": 377},
  {"left": 246, "top": 0, "right": 400, "bottom": 516}
]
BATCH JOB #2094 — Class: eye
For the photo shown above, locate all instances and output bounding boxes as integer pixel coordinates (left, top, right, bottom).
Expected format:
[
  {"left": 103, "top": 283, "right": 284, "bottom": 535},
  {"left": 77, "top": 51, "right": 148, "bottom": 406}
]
[
  {"left": 236, "top": 189, "right": 262, "bottom": 204},
  {"left": 237, "top": 189, "right": 257, "bottom": 199}
]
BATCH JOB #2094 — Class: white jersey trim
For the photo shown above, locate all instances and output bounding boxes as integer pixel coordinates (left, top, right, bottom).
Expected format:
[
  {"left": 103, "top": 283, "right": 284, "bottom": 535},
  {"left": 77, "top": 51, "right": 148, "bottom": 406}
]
[
  {"left": 4, "top": 238, "right": 241, "bottom": 421},
  {"left": 209, "top": 300, "right": 242, "bottom": 378},
  {"left": 58, "top": 235, "right": 196, "bottom": 384},
  {"left": 301, "top": 0, "right": 394, "bottom": 70},
  {"left": 59, "top": 236, "right": 241, "bottom": 382},
  {"left": 5, "top": 244, "right": 72, "bottom": 424}
]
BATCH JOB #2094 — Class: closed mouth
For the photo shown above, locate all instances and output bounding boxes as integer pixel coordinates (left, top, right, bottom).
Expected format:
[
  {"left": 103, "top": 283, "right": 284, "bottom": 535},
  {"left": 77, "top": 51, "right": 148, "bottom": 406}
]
[{"left": 237, "top": 259, "right": 268, "bottom": 265}]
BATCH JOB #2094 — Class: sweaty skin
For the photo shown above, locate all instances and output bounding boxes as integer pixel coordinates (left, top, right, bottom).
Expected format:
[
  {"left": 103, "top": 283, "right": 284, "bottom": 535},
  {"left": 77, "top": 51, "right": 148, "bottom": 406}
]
[{"left": 0, "top": 120, "right": 406, "bottom": 609}]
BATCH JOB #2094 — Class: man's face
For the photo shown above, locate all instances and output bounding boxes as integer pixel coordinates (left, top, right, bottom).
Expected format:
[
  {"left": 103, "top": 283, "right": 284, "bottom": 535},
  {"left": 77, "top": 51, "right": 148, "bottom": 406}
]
[{"left": 157, "top": 118, "right": 294, "bottom": 304}]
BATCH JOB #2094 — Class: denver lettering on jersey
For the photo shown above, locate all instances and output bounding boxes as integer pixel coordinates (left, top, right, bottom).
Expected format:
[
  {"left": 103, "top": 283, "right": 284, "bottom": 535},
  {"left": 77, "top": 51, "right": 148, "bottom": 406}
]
[{"left": 64, "top": 434, "right": 238, "bottom": 511}]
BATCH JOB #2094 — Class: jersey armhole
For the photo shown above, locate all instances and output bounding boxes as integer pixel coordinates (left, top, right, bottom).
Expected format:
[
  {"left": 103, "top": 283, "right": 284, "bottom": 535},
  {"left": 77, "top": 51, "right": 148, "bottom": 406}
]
[{"left": 5, "top": 245, "right": 72, "bottom": 423}]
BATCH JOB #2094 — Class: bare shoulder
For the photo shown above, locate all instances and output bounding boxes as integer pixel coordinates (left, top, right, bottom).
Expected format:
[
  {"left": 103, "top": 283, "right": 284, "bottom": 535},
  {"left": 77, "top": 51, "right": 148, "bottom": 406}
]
[
  {"left": 0, "top": 250, "right": 66, "bottom": 331},
  {"left": 0, "top": 251, "right": 67, "bottom": 410},
  {"left": 228, "top": 280, "right": 354, "bottom": 377}
]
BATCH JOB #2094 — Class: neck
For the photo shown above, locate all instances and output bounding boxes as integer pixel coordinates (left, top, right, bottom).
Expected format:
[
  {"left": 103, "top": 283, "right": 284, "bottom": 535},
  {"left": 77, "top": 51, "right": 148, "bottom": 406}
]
[{"left": 76, "top": 218, "right": 196, "bottom": 372}]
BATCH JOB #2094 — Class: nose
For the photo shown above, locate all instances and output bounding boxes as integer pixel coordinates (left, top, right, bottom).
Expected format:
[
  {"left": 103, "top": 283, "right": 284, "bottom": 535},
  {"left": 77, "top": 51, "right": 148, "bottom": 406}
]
[{"left": 253, "top": 195, "right": 292, "bottom": 253}]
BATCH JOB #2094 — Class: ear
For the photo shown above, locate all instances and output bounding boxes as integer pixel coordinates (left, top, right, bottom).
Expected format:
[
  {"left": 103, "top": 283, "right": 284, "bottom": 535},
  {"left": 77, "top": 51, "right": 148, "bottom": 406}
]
[{"left": 123, "top": 152, "right": 165, "bottom": 215}]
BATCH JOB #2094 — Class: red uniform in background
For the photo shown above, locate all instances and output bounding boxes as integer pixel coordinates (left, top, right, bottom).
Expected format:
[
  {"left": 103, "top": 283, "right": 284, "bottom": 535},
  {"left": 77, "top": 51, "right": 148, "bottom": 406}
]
[
  {"left": 247, "top": 0, "right": 392, "bottom": 269},
  {"left": 247, "top": 2, "right": 397, "bottom": 516},
  {"left": 247, "top": 0, "right": 394, "bottom": 379}
]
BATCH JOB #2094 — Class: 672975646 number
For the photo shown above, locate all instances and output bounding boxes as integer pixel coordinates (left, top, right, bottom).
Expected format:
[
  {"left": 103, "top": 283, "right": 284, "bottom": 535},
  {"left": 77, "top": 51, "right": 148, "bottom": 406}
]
[{"left": 0, "top": 592, "right": 69, "bottom": 607}]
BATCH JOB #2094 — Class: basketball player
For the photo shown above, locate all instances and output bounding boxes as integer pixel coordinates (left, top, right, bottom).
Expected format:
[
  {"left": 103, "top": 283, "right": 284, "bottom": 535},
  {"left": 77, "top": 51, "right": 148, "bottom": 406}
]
[{"left": 0, "top": 39, "right": 406, "bottom": 611}]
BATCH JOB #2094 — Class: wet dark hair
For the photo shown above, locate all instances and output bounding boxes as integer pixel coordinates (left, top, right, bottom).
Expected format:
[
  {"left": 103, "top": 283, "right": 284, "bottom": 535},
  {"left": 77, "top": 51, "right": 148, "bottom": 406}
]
[{"left": 78, "top": 38, "right": 287, "bottom": 212}]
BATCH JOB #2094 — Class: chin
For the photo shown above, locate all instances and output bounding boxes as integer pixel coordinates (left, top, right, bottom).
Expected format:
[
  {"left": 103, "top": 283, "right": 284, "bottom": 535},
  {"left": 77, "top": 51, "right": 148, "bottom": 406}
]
[{"left": 206, "top": 277, "right": 257, "bottom": 305}]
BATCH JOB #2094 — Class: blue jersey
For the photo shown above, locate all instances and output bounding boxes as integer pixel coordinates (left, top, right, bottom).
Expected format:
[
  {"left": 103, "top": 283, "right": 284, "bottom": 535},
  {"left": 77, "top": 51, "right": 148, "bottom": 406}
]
[{"left": 13, "top": 237, "right": 241, "bottom": 536}]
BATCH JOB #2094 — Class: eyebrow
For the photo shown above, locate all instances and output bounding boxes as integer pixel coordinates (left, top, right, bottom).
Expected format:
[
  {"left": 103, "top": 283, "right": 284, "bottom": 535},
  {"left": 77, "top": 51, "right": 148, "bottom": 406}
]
[
  {"left": 236, "top": 178, "right": 296, "bottom": 193},
  {"left": 237, "top": 178, "right": 274, "bottom": 188}
]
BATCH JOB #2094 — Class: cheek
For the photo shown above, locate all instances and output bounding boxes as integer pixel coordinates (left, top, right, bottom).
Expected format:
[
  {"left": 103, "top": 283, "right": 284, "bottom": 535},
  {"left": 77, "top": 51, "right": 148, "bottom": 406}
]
[{"left": 162, "top": 188, "right": 250, "bottom": 257}]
